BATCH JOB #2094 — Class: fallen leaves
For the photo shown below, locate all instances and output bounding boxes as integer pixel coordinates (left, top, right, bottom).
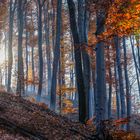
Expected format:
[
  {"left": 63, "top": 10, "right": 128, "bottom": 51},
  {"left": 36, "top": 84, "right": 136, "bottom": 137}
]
[
  {"left": 0, "top": 92, "right": 139, "bottom": 140},
  {"left": 114, "top": 117, "right": 130, "bottom": 127},
  {"left": 0, "top": 92, "right": 95, "bottom": 140}
]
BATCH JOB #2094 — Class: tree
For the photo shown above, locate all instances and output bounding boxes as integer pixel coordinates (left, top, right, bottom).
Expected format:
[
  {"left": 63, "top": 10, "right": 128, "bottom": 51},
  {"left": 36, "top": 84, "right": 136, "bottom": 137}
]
[
  {"left": 37, "top": 0, "right": 45, "bottom": 97},
  {"left": 67, "top": 0, "right": 87, "bottom": 123},
  {"left": 16, "top": 0, "right": 25, "bottom": 95},
  {"left": 43, "top": 2, "right": 52, "bottom": 97},
  {"left": 123, "top": 37, "right": 131, "bottom": 130},
  {"left": 114, "top": 36, "right": 126, "bottom": 119},
  {"left": 7, "top": 0, "right": 17, "bottom": 92},
  {"left": 95, "top": 7, "right": 107, "bottom": 134},
  {"left": 107, "top": 47, "right": 112, "bottom": 119},
  {"left": 78, "top": 0, "right": 91, "bottom": 119},
  {"left": 50, "top": 0, "right": 62, "bottom": 110}
]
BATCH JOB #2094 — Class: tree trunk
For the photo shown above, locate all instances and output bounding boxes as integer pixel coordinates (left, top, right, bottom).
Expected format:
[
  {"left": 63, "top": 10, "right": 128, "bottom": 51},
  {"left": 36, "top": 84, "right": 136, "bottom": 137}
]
[
  {"left": 114, "top": 60, "right": 120, "bottom": 119},
  {"left": 123, "top": 37, "right": 131, "bottom": 130},
  {"left": 16, "top": 0, "right": 25, "bottom": 96},
  {"left": 67, "top": 0, "right": 87, "bottom": 123},
  {"left": 31, "top": 33, "right": 35, "bottom": 92},
  {"left": 78, "top": 0, "right": 90, "bottom": 120},
  {"left": 25, "top": 11, "right": 29, "bottom": 93},
  {"left": 7, "top": 0, "right": 17, "bottom": 92},
  {"left": 37, "top": 0, "right": 44, "bottom": 97},
  {"left": 95, "top": 9, "right": 107, "bottom": 130},
  {"left": 107, "top": 47, "right": 112, "bottom": 119},
  {"left": 114, "top": 36, "right": 126, "bottom": 118},
  {"left": 50, "top": 0, "right": 62, "bottom": 110},
  {"left": 44, "top": 3, "right": 52, "bottom": 96}
]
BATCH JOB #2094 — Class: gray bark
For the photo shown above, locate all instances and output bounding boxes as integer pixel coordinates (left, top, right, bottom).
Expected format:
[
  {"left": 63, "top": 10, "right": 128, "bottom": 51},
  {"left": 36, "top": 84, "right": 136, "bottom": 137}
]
[
  {"left": 16, "top": 0, "right": 25, "bottom": 95},
  {"left": 7, "top": 0, "right": 17, "bottom": 92},
  {"left": 50, "top": 0, "right": 62, "bottom": 110},
  {"left": 114, "top": 36, "right": 126, "bottom": 118},
  {"left": 123, "top": 37, "right": 131, "bottom": 130}
]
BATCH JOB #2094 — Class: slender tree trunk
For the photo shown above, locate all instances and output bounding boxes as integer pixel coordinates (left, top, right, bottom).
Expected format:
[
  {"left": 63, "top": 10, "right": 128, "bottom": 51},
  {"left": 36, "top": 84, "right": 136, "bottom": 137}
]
[
  {"left": 107, "top": 47, "right": 112, "bottom": 119},
  {"left": 16, "top": 0, "right": 24, "bottom": 96},
  {"left": 114, "top": 60, "right": 120, "bottom": 119},
  {"left": 123, "top": 37, "right": 131, "bottom": 130},
  {"left": 114, "top": 36, "right": 126, "bottom": 118},
  {"left": 92, "top": 68, "right": 96, "bottom": 116},
  {"left": 50, "top": 0, "right": 62, "bottom": 110},
  {"left": 90, "top": 48, "right": 96, "bottom": 116},
  {"left": 25, "top": 11, "right": 29, "bottom": 93},
  {"left": 44, "top": 3, "right": 52, "bottom": 96},
  {"left": 67, "top": 0, "right": 87, "bottom": 123},
  {"left": 31, "top": 33, "right": 35, "bottom": 92},
  {"left": 37, "top": 1, "right": 44, "bottom": 97},
  {"left": 51, "top": 0, "right": 55, "bottom": 51},
  {"left": 7, "top": 0, "right": 17, "bottom": 92}
]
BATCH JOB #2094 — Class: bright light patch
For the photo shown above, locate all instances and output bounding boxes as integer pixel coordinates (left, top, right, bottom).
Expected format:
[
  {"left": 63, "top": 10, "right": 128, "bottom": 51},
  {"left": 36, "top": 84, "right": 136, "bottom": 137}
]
[{"left": 0, "top": 47, "right": 6, "bottom": 65}]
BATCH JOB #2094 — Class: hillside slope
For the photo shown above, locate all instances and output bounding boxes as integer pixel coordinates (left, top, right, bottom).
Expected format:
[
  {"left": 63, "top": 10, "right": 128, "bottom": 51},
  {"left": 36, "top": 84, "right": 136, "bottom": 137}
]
[{"left": 0, "top": 91, "right": 95, "bottom": 140}]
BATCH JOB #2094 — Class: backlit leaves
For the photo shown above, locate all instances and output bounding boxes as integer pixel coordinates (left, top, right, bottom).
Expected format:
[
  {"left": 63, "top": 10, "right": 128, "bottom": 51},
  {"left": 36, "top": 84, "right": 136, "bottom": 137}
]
[{"left": 99, "top": 0, "right": 140, "bottom": 42}]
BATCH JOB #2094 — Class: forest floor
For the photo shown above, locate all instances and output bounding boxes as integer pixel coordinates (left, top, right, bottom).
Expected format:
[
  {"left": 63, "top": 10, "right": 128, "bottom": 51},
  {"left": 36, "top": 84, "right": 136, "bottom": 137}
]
[
  {"left": 0, "top": 90, "right": 139, "bottom": 140},
  {"left": 0, "top": 91, "right": 96, "bottom": 140}
]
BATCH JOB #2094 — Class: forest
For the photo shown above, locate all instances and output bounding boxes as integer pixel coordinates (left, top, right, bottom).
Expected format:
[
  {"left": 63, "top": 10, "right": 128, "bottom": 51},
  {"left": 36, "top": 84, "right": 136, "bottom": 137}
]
[{"left": 0, "top": 0, "right": 140, "bottom": 139}]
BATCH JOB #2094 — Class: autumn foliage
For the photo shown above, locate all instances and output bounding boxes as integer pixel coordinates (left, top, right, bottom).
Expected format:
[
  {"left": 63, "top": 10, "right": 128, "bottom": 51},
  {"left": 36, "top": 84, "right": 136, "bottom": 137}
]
[{"left": 99, "top": 0, "right": 140, "bottom": 41}]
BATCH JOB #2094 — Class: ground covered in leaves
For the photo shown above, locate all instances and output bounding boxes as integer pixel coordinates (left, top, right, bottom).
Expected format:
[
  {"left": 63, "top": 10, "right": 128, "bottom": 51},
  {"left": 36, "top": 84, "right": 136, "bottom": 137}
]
[
  {"left": 0, "top": 91, "right": 96, "bottom": 140},
  {"left": 0, "top": 91, "right": 139, "bottom": 140}
]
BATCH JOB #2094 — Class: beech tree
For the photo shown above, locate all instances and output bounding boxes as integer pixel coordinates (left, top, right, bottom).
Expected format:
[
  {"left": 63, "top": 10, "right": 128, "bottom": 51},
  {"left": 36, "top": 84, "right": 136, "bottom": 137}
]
[
  {"left": 7, "top": 0, "right": 17, "bottom": 92},
  {"left": 16, "top": 0, "right": 25, "bottom": 95},
  {"left": 50, "top": 0, "right": 62, "bottom": 110}
]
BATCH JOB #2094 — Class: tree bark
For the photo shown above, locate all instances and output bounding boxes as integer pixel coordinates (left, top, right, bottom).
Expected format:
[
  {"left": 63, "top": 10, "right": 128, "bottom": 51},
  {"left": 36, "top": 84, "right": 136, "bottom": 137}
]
[
  {"left": 37, "top": 0, "right": 44, "bottom": 97},
  {"left": 114, "top": 36, "right": 126, "bottom": 118},
  {"left": 95, "top": 8, "right": 107, "bottom": 129},
  {"left": 16, "top": 0, "right": 25, "bottom": 96},
  {"left": 50, "top": 0, "right": 62, "bottom": 110},
  {"left": 107, "top": 47, "right": 112, "bottom": 119},
  {"left": 78, "top": 0, "right": 90, "bottom": 119},
  {"left": 7, "top": 0, "right": 17, "bottom": 92},
  {"left": 44, "top": 3, "right": 52, "bottom": 96},
  {"left": 67, "top": 0, "right": 87, "bottom": 123},
  {"left": 123, "top": 37, "right": 131, "bottom": 130}
]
